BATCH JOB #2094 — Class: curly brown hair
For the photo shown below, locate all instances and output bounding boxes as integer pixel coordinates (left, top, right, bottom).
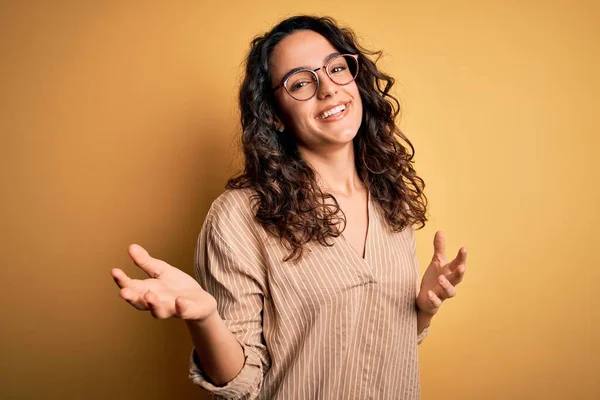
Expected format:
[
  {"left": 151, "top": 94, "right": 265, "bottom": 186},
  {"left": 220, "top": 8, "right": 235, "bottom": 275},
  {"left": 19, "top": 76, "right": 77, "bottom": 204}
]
[{"left": 227, "top": 15, "right": 428, "bottom": 262}]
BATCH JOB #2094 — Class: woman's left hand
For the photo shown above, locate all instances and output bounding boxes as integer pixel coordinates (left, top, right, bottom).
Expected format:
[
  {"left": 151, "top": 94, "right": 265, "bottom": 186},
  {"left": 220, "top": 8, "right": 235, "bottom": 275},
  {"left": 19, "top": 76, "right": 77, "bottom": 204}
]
[{"left": 416, "top": 231, "right": 467, "bottom": 317}]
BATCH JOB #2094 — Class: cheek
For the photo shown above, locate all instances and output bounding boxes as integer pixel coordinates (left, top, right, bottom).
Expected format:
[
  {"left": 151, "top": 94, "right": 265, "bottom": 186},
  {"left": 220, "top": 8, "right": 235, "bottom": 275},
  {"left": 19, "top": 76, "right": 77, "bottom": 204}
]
[
  {"left": 351, "top": 86, "right": 363, "bottom": 109},
  {"left": 349, "top": 88, "right": 363, "bottom": 121},
  {"left": 281, "top": 102, "right": 314, "bottom": 130}
]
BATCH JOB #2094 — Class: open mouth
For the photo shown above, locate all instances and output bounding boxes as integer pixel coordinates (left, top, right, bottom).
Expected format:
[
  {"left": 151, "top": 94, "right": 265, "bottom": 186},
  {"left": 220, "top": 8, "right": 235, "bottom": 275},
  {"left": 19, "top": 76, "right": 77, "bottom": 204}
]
[{"left": 316, "top": 103, "right": 348, "bottom": 120}]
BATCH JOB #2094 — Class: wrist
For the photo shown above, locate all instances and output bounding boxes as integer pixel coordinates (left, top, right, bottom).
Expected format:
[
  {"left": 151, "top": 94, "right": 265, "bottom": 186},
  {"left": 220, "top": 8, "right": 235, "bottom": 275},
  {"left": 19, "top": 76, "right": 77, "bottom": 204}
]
[
  {"left": 417, "top": 307, "right": 434, "bottom": 320},
  {"left": 185, "top": 310, "right": 220, "bottom": 330},
  {"left": 417, "top": 307, "right": 433, "bottom": 333},
  {"left": 417, "top": 303, "right": 434, "bottom": 322}
]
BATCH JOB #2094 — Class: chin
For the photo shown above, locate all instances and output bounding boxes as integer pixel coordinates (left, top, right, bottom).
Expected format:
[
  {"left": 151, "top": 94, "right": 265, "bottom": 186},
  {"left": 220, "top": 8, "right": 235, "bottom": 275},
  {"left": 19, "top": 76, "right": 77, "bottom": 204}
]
[
  {"left": 318, "top": 127, "right": 359, "bottom": 148},
  {"left": 328, "top": 118, "right": 362, "bottom": 142},
  {"left": 337, "top": 127, "right": 360, "bottom": 141}
]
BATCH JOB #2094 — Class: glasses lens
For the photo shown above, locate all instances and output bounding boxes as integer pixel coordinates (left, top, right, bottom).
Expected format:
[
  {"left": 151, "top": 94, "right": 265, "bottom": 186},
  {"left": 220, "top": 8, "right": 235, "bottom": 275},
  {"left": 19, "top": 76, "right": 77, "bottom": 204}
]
[
  {"left": 285, "top": 70, "right": 318, "bottom": 100},
  {"left": 327, "top": 55, "right": 358, "bottom": 85}
]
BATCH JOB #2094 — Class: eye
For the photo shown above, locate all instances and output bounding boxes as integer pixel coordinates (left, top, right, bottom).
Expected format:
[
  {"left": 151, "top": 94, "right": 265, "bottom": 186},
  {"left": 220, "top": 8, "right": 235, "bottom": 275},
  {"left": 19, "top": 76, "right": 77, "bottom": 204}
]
[
  {"left": 287, "top": 71, "right": 316, "bottom": 92},
  {"left": 290, "top": 80, "right": 311, "bottom": 91},
  {"left": 330, "top": 65, "right": 348, "bottom": 74}
]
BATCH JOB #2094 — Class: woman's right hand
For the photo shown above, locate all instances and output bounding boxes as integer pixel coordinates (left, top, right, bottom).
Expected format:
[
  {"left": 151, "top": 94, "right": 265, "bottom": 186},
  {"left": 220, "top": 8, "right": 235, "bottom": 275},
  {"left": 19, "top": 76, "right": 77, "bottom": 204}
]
[{"left": 110, "top": 244, "right": 217, "bottom": 321}]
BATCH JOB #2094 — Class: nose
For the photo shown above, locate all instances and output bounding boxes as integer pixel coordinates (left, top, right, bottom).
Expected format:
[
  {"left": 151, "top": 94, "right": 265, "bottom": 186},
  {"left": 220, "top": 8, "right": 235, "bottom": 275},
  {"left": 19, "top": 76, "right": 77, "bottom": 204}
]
[{"left": 316, "top": 68, "right": 337, "bottom": 100}]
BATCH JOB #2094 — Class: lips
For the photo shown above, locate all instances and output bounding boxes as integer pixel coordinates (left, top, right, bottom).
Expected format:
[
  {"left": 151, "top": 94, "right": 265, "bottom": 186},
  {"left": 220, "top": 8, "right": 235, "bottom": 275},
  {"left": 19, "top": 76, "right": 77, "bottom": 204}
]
[{"left": 316, "top": 102, "right": 349, "bottom": 120}]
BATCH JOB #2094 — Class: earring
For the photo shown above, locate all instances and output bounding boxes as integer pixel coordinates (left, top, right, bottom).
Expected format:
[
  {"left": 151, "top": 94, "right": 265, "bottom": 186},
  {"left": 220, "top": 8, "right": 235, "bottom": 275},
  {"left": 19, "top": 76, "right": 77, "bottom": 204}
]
[{"left": 276, "top": 125, "right": 284, "bottom": 132}]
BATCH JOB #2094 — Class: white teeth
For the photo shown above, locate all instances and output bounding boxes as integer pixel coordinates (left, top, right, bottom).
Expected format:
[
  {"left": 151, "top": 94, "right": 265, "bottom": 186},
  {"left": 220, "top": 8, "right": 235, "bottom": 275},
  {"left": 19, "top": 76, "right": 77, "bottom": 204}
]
[{"left": 318, "top": 104, "right": 346, "bottom": 119}]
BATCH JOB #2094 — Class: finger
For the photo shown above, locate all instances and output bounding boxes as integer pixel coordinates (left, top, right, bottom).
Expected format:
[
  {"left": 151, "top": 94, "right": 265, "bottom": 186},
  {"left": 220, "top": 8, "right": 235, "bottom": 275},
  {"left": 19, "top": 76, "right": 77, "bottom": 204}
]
[
  {"left": 175, "top": 297, "right": 192, "bottom": 319},
  {"left": 120, "top": 287, "right": 150, "bottom": 311},
  {"left": 448, "top": 247, "right": 468, "bottom": 274},
  {"left": 428, "top": 290, "right": 442, "bottom": 309},
  {"left": 175, "top": 296, "right": 212, "bottom": 321},
  {"left": 111, "top": 268, "right": 132, "bottom": 288},
  {"left": 431, "top": 231, "right": 446, "bottom": 264},
  {"left": 437, "top": 275, "right": 456, "bottom": 299},
  {"left": 128, "top": 244, "right": 166, "bottom": 279},
  {"left": 449, "top": 261, "right": 467, "bottom": 285},
  {"left": 145, "top": 291, "right": 173, "bottom": 319},
  {"left": 145, "top": 291, "right": 163, "bottom": 319}
]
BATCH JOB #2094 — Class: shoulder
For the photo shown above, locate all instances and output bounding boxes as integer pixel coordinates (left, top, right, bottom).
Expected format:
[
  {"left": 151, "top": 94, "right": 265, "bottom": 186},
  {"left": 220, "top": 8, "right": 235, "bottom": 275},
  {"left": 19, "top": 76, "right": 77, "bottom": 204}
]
[
  {"left": 203, "top": 188, "right": 262, "bottom": 247},
  {"left": 207, "top": 188, "right": 257, "bottom": 221},
  {"left": 196, "top": 189, "right": 268, "bottom": 286}
]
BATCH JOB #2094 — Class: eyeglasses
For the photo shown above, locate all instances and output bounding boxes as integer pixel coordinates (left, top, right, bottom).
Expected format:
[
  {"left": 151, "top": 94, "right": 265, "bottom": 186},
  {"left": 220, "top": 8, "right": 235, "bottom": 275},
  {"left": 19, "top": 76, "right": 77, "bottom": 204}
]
[{"left": 272, "top": 54, "right": 359, "bottom": 101}]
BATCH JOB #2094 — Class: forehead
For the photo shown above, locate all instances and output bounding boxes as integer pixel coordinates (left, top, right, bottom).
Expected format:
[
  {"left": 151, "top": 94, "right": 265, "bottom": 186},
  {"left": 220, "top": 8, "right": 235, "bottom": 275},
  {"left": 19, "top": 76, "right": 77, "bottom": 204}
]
[{"left": 269, "top": 30, "right": 339, "bottom": 81}]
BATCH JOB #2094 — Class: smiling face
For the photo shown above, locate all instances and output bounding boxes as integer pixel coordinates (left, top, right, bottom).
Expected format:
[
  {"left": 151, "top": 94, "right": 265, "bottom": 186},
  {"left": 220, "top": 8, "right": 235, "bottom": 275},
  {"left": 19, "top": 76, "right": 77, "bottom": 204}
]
[{"left": 269, "top": 30, "right": 363, "bottom": 154}]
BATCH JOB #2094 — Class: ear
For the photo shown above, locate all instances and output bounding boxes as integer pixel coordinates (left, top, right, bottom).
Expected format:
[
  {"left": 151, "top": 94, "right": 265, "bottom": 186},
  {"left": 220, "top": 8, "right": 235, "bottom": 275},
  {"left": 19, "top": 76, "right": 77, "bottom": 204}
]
[{"left": 272, "top": 115, "right": 285, "bottom": 132}]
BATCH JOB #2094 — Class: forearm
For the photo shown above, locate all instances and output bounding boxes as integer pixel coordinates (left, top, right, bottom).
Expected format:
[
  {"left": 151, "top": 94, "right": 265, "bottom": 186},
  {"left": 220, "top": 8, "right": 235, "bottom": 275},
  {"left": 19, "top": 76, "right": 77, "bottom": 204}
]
[
  {"left": 417, "top": 308, "right": 433, "bottom": 335},
  {"left": 185, "top": 312, "right": 245, "bottom": 386}
]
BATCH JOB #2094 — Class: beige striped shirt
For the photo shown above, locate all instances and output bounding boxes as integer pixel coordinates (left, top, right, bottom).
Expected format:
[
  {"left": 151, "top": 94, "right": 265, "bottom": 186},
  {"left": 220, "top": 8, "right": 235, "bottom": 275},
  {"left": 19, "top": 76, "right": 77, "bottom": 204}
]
[{"left": 189, "top": 188, "right": 429, "bottom": 399}]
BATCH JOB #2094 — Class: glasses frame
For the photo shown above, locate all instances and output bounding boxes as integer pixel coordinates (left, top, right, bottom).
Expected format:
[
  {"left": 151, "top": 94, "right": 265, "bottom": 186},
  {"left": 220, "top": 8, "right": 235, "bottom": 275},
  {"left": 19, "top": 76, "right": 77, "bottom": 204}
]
[{"left": 272, "top": 53, "right": 360, "bottom": 101}]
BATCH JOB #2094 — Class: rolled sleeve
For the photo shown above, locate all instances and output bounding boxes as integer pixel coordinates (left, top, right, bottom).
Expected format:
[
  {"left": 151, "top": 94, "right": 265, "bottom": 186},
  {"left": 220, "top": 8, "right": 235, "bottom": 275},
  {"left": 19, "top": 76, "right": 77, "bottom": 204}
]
[
  {"left": 417, "top": 325, "right": 429, "bottom": 345},
  {"left": 188, "top": 200, "right": 270, "bottom": 399},
  {"left": 189, "top": 336, "right": 264, "bottom": 399}
]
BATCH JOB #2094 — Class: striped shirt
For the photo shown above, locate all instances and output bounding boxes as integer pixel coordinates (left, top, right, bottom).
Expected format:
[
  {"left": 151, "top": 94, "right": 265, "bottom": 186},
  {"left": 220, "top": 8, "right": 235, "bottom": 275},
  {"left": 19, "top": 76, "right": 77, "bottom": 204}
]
[{"left": 189, "top": 188, "right": 429, "bottom": 399}]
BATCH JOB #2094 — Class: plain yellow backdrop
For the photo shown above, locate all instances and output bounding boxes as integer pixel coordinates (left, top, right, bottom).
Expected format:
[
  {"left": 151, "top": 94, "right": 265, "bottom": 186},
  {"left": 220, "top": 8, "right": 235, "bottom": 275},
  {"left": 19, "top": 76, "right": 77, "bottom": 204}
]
[{"left": 1, "top": 1, "right": 598, "bottom": 399}]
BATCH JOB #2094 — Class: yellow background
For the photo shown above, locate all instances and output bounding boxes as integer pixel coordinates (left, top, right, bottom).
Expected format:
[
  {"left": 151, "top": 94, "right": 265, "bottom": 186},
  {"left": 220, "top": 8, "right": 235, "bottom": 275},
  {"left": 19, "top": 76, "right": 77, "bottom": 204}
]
[{"left": 1, "top": 1, "right": 598, "bottom": 399}]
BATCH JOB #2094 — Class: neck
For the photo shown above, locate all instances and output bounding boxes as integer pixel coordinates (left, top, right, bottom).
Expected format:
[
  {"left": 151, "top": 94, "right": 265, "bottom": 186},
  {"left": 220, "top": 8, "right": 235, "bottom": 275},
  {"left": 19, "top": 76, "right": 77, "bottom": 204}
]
[{"left": 299, "top": 143, "right": 364, "bottom": 197}]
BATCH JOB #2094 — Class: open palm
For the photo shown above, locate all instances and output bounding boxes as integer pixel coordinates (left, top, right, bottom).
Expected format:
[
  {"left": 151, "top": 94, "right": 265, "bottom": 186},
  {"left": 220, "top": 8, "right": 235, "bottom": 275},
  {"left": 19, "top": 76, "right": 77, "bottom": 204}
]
[
  {"left": 416, "top": 231, "right": 467, "bottom": 316},
  {"left": 110, "top": 244, "right": 216, "bottom": 321}
]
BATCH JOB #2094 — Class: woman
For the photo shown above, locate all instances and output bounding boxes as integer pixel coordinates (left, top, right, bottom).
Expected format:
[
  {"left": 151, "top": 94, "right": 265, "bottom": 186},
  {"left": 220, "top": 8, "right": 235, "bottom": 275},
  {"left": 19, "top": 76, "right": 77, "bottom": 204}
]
[{"left": 110, "top": 15, "right": 467, "bottom": 399}]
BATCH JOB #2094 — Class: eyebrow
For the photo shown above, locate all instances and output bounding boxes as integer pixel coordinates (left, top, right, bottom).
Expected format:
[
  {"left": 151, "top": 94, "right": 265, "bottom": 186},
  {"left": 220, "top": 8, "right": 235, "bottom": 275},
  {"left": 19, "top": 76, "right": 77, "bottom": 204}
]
[{"left": 279, "top": 52, "right": 342, "bottom": 83}]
